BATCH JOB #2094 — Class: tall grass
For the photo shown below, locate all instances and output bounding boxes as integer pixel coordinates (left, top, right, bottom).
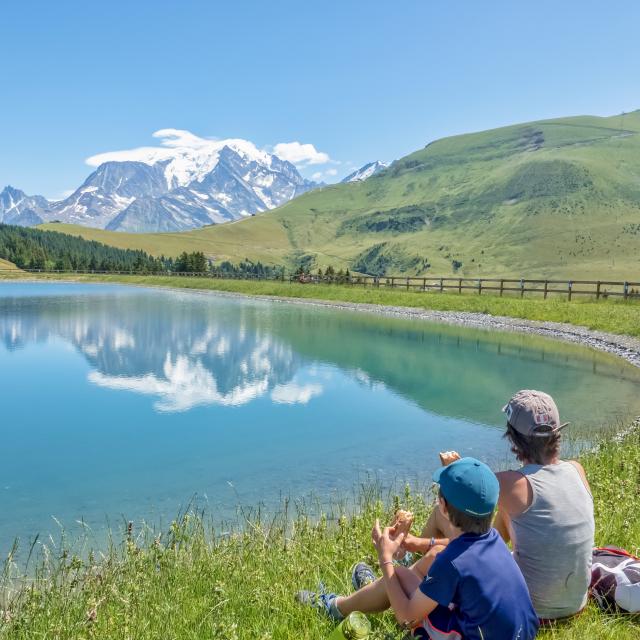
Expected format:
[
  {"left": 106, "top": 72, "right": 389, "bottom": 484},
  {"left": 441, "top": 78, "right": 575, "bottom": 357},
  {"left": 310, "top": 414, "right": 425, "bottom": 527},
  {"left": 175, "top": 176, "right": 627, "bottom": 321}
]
[{"left": 2, "top": 427, "right": 639, "bottom": 639}]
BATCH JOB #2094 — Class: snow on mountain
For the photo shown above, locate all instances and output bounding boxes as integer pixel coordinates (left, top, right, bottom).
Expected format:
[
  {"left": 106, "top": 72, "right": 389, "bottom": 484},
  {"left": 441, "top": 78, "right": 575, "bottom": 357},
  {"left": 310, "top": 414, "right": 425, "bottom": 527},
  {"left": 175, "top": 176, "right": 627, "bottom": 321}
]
[
  {"left": 86, "top": 130, "right": 276, "bottom": 191},
  {"left": 0, "top": 186, "right": 49, "bottom": 226},
  {"left": 107, "top": 145, "right": 317, "bottom": 232},
  {"left": 107, "top": 145, "right": 316, "bottom": 232},
  {"left": 45, "top": 161, "right": 171, "bottom": 229},
  {"left": 3, "top": 134, "right": 321, "bottom": 233},
  {"left": 342, "top": 161, "right": 389, "bottom": 183}
]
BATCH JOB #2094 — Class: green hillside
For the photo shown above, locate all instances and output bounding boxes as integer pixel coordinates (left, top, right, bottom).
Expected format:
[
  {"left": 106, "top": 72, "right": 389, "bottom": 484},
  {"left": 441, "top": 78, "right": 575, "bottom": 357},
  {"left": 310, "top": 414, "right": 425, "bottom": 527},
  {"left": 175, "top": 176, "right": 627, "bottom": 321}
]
[{"left": 41, "top": 111, "right": 640, "bottom": 278}]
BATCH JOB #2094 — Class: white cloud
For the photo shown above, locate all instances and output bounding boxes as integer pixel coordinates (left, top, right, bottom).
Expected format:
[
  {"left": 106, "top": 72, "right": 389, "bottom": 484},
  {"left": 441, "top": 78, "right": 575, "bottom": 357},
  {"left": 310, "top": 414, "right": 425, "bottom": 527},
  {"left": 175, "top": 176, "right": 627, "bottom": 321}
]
[
  {"left": 87, "top": 354, "right": 270, "bottom": 412},
  {"left": 311, "top": 168, "right": 339, "bottom": 182},
  {"left": 84, "top": 130, "right": 334, "bottom": 187},
  {"left": 271, "top": 382, "right": 323, "bottom": 405},
  {"left": 272, "top": 141, "right": 330, "bottom": 165}
]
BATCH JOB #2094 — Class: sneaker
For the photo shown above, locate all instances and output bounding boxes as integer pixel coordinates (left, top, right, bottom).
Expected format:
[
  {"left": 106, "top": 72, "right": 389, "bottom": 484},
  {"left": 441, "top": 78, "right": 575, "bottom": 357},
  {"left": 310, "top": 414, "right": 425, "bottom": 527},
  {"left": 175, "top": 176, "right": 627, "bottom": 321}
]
[
  {"left": 351, "top": 562, "right": 376, "bottom": 590},
  {"left": 296, "top": 586, "right": 344, "bottom": 621}
]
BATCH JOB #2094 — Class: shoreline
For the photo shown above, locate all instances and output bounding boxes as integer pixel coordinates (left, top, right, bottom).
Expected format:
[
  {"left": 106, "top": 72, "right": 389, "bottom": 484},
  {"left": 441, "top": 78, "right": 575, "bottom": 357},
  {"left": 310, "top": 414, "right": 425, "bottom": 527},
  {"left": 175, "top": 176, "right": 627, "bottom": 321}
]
[{"left": 5, "top": 276, "right": 640, "bottom": 370}]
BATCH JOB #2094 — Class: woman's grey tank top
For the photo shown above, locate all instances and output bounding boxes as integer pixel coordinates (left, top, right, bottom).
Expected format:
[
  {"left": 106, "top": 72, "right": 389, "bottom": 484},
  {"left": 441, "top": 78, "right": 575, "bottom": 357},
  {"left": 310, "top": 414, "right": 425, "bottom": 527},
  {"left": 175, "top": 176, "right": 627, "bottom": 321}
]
[{"left": 511, "top": 461, "right": 594, "bottom": 620}]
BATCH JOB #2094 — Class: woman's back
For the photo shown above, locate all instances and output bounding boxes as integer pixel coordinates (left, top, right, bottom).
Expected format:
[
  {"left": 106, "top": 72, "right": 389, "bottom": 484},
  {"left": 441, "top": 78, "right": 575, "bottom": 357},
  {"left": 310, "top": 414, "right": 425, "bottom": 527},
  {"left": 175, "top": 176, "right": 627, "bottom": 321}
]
[{"left": 511, "top": 461, "right": 594, "bottom": 620}]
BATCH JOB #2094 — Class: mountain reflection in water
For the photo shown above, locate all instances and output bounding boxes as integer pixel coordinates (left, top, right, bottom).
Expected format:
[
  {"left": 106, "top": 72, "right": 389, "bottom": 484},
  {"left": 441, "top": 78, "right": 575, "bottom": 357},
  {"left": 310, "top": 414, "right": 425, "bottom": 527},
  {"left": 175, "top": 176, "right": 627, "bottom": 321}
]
[
  {"left": 1, "top": 283, "right": 638, "bottom": 428},
  {"left": 2, "top": 282, "right": 640, "bottom": 560}
]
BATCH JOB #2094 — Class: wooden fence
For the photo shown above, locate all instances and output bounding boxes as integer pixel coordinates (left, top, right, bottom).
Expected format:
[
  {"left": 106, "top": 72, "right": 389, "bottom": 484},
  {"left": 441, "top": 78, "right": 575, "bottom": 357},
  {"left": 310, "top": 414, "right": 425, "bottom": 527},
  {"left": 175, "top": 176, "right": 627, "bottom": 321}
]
[
  {"left": 1, "top": 269, "right": 639, "bottom": 301},
  {"left": 290, "top": 275, "right": 640, "bottom": 301}
]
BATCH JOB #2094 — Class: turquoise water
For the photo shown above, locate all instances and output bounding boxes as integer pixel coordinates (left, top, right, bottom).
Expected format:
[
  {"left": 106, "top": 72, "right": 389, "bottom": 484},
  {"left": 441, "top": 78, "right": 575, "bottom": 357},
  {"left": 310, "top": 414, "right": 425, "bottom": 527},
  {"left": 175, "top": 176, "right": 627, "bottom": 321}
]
[{"left": 1, "top": 282, "right": 639, "bottom": 559}]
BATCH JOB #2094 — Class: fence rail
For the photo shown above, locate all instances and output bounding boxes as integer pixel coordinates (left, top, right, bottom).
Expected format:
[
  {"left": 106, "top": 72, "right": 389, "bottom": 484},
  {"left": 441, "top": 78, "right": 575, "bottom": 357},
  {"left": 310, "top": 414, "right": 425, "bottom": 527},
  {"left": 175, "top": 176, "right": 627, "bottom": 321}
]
[{"left": 0, "top": 268, "right": 639, "bottom": 301}]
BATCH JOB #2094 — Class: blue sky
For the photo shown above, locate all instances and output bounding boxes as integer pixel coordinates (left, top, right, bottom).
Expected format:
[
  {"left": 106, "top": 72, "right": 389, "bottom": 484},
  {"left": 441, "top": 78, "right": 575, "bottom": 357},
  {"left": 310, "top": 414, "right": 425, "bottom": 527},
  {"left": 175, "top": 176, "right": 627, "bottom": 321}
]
[{"left": 1, "top": 0, "right": 639, "bottom": 199}]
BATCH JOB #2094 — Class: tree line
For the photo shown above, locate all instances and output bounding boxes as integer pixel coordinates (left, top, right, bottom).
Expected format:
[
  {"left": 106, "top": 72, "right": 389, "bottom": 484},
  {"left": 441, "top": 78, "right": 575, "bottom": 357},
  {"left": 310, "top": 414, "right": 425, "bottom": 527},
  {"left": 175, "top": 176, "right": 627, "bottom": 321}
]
[
  {"left": 294, "top": 264, "right": 352, "bottom": 283},
  {"left": 0, "top": 224, "right": 286, "bottom": 278}
]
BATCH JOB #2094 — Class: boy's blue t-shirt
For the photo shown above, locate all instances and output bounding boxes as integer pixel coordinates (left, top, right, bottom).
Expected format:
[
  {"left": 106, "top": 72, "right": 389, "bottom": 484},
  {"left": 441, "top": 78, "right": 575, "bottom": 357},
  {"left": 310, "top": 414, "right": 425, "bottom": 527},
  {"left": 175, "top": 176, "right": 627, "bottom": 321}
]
[{"left": 419, "top": 528, "right": 539, "bottom": 640}]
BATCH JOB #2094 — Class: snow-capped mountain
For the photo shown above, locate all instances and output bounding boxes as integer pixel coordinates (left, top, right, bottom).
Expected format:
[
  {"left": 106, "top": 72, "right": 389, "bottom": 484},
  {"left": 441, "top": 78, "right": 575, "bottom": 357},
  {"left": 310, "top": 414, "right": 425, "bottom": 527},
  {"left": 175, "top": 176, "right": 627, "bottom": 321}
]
[
  {"left": 107, "top": 145, "right": 316, "bottom": 232},
  {"left": 46, "top": 161, "right": 172, "bottom": 229},
  {"left": 342, "top": 161, "right": 389, "bottom": 183},
  {"left": 2, "top": 136, "right": 320, "bottom": 232},
  {"left": 0, "top": 186, "right": 49, "bottom": 226}
]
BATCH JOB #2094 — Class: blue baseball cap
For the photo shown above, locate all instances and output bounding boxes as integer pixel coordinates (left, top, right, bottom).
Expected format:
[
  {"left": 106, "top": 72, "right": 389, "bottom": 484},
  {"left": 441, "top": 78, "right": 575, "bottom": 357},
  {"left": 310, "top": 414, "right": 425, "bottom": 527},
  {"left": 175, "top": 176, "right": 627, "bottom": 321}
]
[{"left": 432, "top": 457, "right": 499, "bottom": 516}]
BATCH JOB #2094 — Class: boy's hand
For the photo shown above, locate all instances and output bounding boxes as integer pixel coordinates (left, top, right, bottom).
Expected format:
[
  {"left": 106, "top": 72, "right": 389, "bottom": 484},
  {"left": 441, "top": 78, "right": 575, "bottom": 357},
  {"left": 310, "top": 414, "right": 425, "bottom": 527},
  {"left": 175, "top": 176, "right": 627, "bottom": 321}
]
[
  {"left": 372, "top": 519, "right": 406, "bottom": 563},
  {"left": 439, "top": 451, "right": 461, "bottom": 466}
]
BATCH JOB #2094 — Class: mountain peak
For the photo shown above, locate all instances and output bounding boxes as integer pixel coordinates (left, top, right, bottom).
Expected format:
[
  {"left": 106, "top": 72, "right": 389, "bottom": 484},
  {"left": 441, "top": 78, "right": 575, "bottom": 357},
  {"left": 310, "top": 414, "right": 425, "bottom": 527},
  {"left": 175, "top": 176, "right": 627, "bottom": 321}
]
[
  {"left": 0, "top": 186, "right": 49, "bottom": 226},
  {"left": 7, "top": 135, "right": 322, "bottom": 233},
  {"left": 342, "top": 161, "right": 389, "bottom": 183}
]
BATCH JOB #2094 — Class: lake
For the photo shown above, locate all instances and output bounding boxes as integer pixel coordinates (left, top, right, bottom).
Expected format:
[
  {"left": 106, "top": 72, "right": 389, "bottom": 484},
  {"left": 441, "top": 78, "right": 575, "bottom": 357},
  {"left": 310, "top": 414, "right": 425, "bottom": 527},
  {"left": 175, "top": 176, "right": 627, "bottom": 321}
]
[{"left": 1, "top": 282, "right": 640, "bottom": 560}]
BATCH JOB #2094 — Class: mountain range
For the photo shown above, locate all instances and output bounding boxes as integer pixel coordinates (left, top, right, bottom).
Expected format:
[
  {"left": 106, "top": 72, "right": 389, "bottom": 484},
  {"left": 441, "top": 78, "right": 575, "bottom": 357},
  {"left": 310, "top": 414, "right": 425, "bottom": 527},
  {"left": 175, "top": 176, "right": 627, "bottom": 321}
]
[
  {"left": 40, "top": 111, "right": 640, "bottom": 279},
  {"left": 0, "top": 140, "right": 341, "bottom": 232}
]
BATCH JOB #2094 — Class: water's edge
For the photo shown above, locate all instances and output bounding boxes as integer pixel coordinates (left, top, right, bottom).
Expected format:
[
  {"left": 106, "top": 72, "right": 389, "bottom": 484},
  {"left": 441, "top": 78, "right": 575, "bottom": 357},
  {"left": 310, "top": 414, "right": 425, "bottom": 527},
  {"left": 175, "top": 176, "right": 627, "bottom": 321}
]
[{"left": 6, "top": 278, "right": 640, "bottom": 370}]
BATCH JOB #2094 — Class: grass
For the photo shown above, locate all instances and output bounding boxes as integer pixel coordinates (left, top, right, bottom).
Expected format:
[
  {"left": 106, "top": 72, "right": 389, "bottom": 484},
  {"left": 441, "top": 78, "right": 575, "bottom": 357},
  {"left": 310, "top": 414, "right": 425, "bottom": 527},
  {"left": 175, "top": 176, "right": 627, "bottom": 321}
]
[
  {"left": 0, "top": 259, "right": 18, "bottom": 271},
  {"left": 38, "top": 110, "right": 640, "bottom": 279},
  {"left": 1, "top": 427, "right": 639, "bottom": 639},
  {"left": 3, "top": 272, "right": 640, "bottom": 337}
]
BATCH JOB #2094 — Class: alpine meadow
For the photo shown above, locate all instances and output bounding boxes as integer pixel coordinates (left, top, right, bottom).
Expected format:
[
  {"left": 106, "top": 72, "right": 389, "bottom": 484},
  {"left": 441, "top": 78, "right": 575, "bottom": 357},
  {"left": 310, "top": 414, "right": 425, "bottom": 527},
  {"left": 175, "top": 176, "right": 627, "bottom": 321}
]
[{"left": 38, "top": 111, "right": 640, "bottom": 279}]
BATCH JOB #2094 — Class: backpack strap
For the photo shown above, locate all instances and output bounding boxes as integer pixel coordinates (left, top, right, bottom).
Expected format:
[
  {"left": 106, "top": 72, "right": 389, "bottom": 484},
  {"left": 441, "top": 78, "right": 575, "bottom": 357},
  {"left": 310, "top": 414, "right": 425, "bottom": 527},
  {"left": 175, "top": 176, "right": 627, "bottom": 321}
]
[{"left": 594, "top": 546, "right": 640, "bottom": 562}]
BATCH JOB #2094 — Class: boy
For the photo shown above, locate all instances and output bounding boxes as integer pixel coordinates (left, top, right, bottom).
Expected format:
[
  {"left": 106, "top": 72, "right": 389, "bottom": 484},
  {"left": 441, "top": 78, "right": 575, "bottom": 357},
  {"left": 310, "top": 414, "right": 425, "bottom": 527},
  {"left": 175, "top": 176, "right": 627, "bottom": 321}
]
[{"left": 372, "top": 457, "right": 539, "bottom": 639}]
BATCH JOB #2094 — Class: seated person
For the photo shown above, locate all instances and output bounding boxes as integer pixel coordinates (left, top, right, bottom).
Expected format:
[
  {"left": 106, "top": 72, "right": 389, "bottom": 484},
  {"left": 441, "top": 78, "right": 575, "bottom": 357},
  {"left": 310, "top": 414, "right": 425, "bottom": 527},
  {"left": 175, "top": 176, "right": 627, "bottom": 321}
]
[
  {"left": 300, "top": 458, "right": 539, "bottom": 639},
  {"left": 422, "top": 390, "right": 595, "bottom": 621},
  {"left": 374, "top": 457, "right": 539, "bottom": 639}
]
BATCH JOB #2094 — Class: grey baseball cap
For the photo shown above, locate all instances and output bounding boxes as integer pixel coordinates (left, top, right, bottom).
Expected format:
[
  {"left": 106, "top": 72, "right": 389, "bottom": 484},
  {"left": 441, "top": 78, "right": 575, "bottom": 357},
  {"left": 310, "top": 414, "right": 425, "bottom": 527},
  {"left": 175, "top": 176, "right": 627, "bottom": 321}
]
[{"left": 502, "top": 389, "right": 569, "bottom": 437}]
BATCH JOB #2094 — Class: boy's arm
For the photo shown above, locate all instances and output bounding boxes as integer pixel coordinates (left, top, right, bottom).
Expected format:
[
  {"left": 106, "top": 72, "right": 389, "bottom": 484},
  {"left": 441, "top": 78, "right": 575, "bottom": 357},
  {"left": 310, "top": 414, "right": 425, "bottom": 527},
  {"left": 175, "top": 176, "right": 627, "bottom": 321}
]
[{"left": 381, "top": 562, "right": 438, "bottom": 625}]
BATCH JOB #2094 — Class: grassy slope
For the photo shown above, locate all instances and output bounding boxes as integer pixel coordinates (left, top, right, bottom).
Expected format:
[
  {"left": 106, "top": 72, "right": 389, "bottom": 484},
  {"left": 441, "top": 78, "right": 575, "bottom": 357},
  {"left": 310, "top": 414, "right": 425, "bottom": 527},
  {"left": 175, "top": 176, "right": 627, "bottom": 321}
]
[
  {"left": 0, "top": 259, "right": 18, "bottom": 270},
  {"left": 3, "top": 272, "right": 640, "bottom": 337},
  {"left": 3, "top": 428, "right": 639, "bottom": 639},
  {"left": 40, "top": 111, "right": 640, "bottom": 279}
]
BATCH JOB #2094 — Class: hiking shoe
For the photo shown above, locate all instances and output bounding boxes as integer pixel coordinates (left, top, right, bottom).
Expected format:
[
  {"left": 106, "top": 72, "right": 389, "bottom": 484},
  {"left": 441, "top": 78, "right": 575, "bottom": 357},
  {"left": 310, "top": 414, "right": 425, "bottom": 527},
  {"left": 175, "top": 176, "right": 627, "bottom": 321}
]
[
  {"left": 296, "top": 587, "right": 344, "bottom": 621},
  {"left": 351, "top": 562, "right": 376, "bottom": 590}
]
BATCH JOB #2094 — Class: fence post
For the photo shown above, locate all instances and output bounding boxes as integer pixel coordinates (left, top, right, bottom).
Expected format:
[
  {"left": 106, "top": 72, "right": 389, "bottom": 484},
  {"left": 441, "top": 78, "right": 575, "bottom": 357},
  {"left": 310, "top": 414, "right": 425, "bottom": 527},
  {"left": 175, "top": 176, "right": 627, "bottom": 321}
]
[
  {"left": 544, "top": 280, "right": 548, "bottom": 300},
  {"left": 440, "top": 278, "right": 444, "bottom": 293},
  {"left": 478, "top": 279, "right": 482, "bottom": 295},
  {"left": 596, "top": 281, "right": 601, "bottom": 300},
  {"left": 458, "top": 278, "right": 462, "bottom": 294},
  {"left": 624, "top": 281, "right": 629, "bottom": 300},
  {"left": 499, "top": 279, "right": 504, "bottom": 296},
  {"left": 391, "top": 277, "right": 395, "bottom": 289},
  {"left": 406, "top": 277, "right": 410, "bottom": 291},
  {"left": 568, "top": 280, "right": 573, "bottom": 301},
  {"left": 520, "top": 279, "right": 525, "bottom": 298},
  {"left": 422, "top": 277, "right": 426, "bottom": 292}
]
